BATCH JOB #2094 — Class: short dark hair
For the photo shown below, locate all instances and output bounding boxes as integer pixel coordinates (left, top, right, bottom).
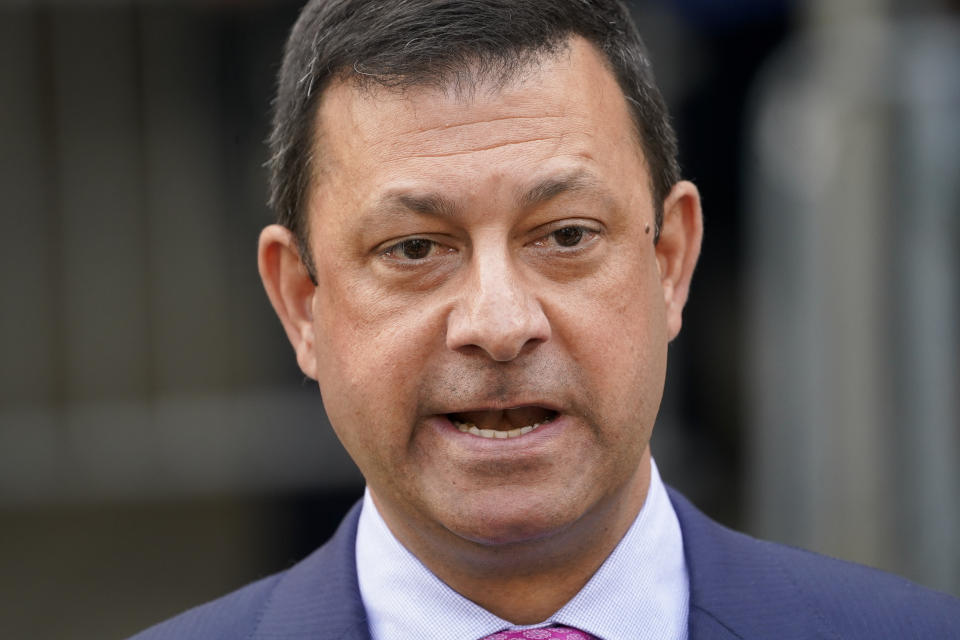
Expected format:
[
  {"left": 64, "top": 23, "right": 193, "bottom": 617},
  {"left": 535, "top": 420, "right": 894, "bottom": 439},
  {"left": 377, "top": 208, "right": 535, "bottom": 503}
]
[{"left": 268, "top": 0, "right": 680, "bottom": 276}]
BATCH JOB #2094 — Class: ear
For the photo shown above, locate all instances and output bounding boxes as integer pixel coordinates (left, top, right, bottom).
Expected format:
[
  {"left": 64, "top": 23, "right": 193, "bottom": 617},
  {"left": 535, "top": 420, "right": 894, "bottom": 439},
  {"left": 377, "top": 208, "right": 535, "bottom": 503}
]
[
  {"left": 655, "top": 180, "right": 703, "bottom": 341},
  {"left": 258, "top": 224, "right": 320, "bottom": 379}
]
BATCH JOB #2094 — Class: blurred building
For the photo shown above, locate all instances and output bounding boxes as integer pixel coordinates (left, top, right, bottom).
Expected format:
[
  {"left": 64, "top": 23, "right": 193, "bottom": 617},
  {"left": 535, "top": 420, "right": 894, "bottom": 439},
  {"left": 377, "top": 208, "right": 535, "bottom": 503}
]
[{"left": 746, "top": 4, "right": 959, "bottom": 599}]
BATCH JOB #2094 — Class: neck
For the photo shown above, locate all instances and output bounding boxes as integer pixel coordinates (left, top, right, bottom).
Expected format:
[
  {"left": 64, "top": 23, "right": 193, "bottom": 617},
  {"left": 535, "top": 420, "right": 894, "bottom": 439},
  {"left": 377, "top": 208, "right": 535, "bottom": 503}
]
[{"left": 372, "top": 452, "right": 651, "bottom": 624}]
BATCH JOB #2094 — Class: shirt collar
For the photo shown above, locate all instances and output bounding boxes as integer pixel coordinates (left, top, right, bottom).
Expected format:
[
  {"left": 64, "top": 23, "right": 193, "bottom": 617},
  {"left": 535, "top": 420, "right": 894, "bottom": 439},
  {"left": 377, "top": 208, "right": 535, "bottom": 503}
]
[{"left": 355, "top": 459, "right": 688, "bottom": 640}]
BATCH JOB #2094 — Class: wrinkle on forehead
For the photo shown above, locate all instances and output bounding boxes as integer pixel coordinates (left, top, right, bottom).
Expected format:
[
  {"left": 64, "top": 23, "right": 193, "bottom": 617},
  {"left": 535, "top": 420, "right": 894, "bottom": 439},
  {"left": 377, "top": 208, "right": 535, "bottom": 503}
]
[
  {"left": 390, "top": 112, "right": 572, "bottom": 159},
  {"left": 396, "top": 113, "right": 565, "bottom": 138},
  {"left": 405, "top": 135, "right": 565, "bottom": 159},
  {"left": 375, "top": 109, "right": 588, "bottom": 164}
]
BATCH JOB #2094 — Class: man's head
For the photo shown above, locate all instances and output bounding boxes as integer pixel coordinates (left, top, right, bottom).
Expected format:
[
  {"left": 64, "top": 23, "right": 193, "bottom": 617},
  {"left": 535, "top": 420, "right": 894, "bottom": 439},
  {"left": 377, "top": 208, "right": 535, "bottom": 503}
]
[
  {"left": 258, "top": 0, "right": 701, "bottom": 620},
  {"left": 267, "top": 0, "right": 681, "bottom": 278}
]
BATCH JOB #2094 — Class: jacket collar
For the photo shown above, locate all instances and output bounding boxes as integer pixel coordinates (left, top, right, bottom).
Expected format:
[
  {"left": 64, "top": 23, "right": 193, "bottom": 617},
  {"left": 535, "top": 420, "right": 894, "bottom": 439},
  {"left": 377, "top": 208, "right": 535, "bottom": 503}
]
[
  {"left": 669, "top": 487, "right": 823, "bottom": 640},
  {"left": 253, "top": 501, "right": 371, "bottom": 640}
]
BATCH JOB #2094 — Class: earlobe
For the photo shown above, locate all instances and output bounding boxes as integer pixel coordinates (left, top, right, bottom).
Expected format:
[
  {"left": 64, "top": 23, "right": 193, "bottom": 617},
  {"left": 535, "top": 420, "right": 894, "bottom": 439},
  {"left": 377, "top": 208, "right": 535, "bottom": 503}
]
[
  {"left": 654, "top": 180, "right": 703, "bottom": 341},
  {"left": 257, "top": 224, "right": 319, "bottom": 379}
]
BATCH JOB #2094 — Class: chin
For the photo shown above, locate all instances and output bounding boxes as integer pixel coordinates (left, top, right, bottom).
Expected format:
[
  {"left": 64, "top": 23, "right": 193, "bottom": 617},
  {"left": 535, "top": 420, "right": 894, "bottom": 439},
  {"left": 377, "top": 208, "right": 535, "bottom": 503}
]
[{"left": 443, "top": 491, "right": 587, "bottom": 547}]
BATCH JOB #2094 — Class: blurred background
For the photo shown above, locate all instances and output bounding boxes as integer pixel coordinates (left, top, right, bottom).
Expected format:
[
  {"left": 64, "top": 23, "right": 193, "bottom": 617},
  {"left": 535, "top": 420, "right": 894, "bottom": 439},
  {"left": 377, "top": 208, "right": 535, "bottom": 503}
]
[{"left": 0, "top": 0, "right": 957, "bottom": 637}]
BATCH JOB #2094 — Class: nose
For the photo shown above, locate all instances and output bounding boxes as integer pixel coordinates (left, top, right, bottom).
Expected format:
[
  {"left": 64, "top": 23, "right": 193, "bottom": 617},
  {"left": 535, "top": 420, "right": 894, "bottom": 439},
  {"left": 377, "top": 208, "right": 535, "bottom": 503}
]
[{"left": 445, "top": 250, "right": 551, "bottom": 361}]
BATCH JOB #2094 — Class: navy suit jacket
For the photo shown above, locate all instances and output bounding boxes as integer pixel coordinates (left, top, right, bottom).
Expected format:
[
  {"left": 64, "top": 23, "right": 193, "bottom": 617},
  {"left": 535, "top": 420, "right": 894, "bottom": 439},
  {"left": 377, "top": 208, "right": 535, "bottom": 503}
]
[{"left": 131, "top": 488, "right": 960, "bottom": 639}]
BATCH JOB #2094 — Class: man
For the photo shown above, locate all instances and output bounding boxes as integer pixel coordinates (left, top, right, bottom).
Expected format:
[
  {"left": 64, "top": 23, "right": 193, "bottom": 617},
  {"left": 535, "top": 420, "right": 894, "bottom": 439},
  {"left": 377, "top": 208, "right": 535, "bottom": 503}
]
[{"left": 132, "top": 1, "right": 960, "bottom": 638}]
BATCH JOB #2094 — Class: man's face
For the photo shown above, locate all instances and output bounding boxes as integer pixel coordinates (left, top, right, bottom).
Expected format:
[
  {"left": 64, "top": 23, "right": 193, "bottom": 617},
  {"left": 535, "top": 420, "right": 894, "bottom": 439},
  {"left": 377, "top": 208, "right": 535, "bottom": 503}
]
[{"left": 265, "top": 37, "right": 700, "bottom": 550}]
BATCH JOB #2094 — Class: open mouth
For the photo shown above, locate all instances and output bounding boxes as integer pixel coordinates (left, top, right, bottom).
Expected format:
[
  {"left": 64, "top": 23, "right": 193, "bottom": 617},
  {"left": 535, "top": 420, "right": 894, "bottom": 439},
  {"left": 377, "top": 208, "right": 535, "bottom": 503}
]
[{"left": 447, "top": 406, "right": 557, "bottom": 439}]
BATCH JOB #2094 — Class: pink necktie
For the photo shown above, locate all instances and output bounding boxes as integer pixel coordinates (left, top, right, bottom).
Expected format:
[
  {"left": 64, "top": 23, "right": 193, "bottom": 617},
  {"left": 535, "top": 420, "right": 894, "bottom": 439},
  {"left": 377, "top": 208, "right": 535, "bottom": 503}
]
[{"left": 480, "top": 626, "right": 598, "bottom": 639}]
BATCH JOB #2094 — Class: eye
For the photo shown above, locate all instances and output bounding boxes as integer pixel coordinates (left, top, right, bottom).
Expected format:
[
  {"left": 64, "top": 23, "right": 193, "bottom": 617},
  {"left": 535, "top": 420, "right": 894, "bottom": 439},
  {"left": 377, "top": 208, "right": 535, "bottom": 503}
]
[
  {"left": 380, "top": 237, "right": 455, "bottom": 262},
  {"left": 552, "top": 226, "right": 585, "bottom": 247},
  {"left": 531, "top": 224, "right": 600, "bottom": 251},
  {"left": 394, "top": 238, "right": 433, "bottom": 259}
]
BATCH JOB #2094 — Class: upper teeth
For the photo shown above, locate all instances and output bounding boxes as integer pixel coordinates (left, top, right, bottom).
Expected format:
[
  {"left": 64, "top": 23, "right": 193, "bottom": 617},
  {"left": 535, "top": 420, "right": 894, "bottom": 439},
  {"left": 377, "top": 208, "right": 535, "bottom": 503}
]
[{"left": 453, "top": 417, "right": 552, "bottom": 439}]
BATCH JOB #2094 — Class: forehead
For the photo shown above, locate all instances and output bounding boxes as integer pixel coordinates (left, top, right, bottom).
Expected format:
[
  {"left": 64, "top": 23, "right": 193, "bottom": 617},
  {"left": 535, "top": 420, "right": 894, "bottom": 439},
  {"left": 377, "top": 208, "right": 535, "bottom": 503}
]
[{"left": 309, "top": 37, "right": 646, "bottom": 208}]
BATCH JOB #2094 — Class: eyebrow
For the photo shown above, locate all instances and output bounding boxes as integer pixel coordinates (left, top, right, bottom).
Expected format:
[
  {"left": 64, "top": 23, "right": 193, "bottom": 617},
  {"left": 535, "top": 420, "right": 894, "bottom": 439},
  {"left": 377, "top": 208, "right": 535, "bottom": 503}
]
[
  {"left": 516, "top": 169, "right": 604, "bottom": 210},
  {"left": 392, "top": 192, "right": 461, "bottom": 218},
  {"left": 369, "top": 168, "right": 607, "bottom": 220},
  {"left": 371, "top": 192, "right": 462, "bottom": 219}
]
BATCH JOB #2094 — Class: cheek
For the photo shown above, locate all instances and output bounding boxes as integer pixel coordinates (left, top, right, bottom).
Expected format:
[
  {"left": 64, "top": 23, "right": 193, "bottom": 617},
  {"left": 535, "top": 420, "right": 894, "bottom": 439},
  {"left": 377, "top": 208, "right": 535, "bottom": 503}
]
[
  {"left": 558, "top": 254, "right": 667, "bottom": 434},
  {"left": 309, "top": 272, "right": 446, "bottom": 454}
]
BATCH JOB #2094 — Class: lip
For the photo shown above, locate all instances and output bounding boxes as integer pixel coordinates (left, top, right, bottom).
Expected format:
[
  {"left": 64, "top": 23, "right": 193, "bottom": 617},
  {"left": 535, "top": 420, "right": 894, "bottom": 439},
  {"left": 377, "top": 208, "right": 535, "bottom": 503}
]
[
  {"left": 436, "top": 401, "right": 564, "bottom": 416},
  {"left": 427, "top": 410, "right": 569, "bottom": 451}
]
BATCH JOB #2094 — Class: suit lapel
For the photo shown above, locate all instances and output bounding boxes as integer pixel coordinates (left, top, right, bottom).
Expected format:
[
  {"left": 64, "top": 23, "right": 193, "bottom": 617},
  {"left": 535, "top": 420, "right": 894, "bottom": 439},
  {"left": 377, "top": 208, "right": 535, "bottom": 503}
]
[
  {"left": 669, "top": 488, "right": 816, "bottom": 640},
  {"left": 669, "top": 488, "right": 751, "bottom": 640},
  {"left": 252, "top": 501, "right": 371, "bottom": 640}
]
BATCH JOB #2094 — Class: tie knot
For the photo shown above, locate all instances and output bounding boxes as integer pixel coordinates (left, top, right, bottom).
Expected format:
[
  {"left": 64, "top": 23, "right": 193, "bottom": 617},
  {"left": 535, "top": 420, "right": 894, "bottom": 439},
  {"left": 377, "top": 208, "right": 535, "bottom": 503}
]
[{"left": 481, "top": 625, "right": 597, "bottom": 639}]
